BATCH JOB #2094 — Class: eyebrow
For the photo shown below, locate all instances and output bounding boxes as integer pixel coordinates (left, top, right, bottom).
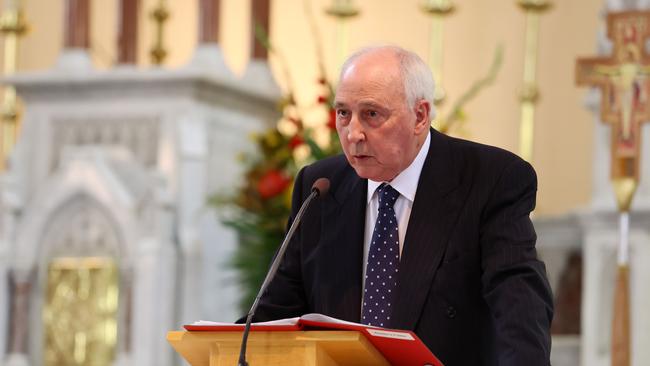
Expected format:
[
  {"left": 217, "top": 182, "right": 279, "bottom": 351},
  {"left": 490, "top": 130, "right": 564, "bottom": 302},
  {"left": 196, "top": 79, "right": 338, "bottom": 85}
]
[
  {"left": 358, "top": 101, "right": 385, "bottom": 109},
  {"left": 334, "top": 100, "right": 386, "bottom": 108}
]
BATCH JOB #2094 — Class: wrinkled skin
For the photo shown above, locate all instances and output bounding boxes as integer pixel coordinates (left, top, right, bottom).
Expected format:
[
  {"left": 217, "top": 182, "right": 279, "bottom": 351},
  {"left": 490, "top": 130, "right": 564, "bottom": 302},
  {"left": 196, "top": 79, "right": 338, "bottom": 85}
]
[{"left": 334, "top": 49, "right": 431, "bottom": 182}]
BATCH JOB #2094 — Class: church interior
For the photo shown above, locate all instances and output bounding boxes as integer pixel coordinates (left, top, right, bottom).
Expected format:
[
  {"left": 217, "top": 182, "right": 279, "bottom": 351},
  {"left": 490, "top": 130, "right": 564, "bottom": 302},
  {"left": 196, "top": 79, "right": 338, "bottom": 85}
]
[{"left": 0, "top": 0, "right": 649, "bottom": 365}]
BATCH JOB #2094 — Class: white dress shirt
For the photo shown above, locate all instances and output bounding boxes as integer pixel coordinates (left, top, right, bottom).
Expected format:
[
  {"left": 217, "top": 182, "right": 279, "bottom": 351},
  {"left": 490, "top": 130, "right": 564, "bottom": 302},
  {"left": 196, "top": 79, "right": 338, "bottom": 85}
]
[{"left": 362, "top": 132, "right": 431, "bottom": 283}]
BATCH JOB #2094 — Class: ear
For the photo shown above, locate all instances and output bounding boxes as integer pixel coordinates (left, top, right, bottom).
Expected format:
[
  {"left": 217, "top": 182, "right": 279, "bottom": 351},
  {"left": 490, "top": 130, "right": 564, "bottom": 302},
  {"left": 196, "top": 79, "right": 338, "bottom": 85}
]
[{"left": 413, "top": 100, "right": 431, "bottom": 134}]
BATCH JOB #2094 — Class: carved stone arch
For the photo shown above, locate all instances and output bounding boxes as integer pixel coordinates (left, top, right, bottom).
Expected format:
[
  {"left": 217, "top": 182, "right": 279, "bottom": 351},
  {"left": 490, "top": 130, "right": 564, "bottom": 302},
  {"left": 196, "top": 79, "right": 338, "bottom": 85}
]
[
  {"left": 36, "top": 192, "right": 124, "bottom": 264},
  {"left": 8, "top": 151, "right": 148, "bottom": 365},
  {"left": 12, "top": 157, "right": 142, "bottom": 273},
  {"left": 29, "top": 191, "right": 131, "bottom": 366}
]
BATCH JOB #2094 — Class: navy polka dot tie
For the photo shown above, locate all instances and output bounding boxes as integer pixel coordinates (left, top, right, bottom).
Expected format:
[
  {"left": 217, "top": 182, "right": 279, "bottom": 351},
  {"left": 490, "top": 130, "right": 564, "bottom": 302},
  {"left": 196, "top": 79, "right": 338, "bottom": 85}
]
[{"left": 362, "top": 183, "right": 400, "bottom": 327}]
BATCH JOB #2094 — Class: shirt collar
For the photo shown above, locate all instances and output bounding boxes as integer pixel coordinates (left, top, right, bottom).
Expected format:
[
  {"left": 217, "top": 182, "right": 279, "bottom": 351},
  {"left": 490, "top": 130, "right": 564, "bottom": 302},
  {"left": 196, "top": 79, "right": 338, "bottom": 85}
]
[{"left": 366, "top": 131, "right": 431, "bottom": 204}]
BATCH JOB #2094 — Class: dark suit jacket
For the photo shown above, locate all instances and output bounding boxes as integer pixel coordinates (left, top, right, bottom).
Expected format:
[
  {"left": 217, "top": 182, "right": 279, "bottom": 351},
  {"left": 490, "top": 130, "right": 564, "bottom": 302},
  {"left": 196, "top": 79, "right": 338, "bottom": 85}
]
[{"left": 254, "top": 129, "right": 554, "bottom": 365}]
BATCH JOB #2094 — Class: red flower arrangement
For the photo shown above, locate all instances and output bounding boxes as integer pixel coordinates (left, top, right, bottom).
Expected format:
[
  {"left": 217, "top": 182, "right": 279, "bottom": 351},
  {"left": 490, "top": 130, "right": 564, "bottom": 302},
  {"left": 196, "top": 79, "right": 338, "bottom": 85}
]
[
  {"left": 213, "top": 61, "right": 341, "bottom": 309},
  {"left": 257, "top": 170, "right": 291, "bottom": 199},
  {"left": 213, "top": 77, "right": 341, "bottom": 309}
]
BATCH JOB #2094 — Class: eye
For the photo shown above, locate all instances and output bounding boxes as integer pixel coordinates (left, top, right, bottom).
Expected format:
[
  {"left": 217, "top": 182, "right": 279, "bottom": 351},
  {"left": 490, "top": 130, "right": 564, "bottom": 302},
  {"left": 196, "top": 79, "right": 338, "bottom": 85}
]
[
  {"left": 336, "top": 109, "right": 350, "bottom": 120},
  {"left": 362, "top": 109, "right": 381, "bottom": 120}
]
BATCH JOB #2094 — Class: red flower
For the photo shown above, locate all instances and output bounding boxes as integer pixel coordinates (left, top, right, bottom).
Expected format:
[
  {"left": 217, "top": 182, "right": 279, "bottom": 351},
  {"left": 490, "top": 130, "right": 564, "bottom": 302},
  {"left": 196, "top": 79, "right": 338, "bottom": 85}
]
[
  {"left": 327, "top": 109, "right": 336, "bottom": 130},
  {"left": 317, "top": 95, "right": 328, "bottom": 104},
  {"left": 288, "top": 135, "right": 304, "bottom": 150},
  {"left": 257, "top": 170, "right": 291, "bottom": 199}
]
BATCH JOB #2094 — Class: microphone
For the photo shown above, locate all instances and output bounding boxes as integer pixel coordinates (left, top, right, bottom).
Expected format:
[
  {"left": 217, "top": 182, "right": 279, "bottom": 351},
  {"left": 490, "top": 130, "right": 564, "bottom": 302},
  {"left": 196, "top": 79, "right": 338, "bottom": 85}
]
[{"left": 237, "top": 177, "right": 330, "bottom": 366}]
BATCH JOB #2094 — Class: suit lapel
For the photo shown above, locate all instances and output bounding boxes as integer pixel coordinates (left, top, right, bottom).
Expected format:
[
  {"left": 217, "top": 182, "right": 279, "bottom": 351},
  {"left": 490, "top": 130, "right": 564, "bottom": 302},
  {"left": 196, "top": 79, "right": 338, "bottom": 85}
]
[
  {"left": 391, "top": 129, "right": 465, "bottom": 330},
  {"left": 318, "top": 165, "right": 366, "bottom": 322}
]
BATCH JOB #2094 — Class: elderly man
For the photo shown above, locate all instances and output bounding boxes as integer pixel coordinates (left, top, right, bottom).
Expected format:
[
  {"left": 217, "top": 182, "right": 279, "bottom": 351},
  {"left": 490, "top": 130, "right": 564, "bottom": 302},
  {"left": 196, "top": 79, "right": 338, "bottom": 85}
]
[{"left": 254, "top": 46, "right": 553, "bottom": 365}]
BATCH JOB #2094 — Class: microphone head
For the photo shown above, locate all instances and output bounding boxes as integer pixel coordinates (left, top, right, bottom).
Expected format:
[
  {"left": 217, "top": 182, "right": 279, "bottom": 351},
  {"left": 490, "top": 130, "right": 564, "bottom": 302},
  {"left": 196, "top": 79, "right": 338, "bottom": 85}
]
[{"left": 312, "top": 178, "right": 330, "bottom": 197}]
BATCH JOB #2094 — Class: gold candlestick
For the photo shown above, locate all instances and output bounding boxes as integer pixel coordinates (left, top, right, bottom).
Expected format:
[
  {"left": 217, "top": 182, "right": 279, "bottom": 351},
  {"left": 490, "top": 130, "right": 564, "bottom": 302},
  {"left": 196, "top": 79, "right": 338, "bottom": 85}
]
[
  {"left": 150, "top": 1, "right": 169, "bottom": 66},
  {"left": 0, "top": 2, "right": 28, "bottom": 171},
  {"left": 420, "top": 0, "right": 455, "bottom": 106},
  {"left": 325, "top": 0, "right": 360, "bottom": 73},
  {"left": 517, "top": 0, "right": 551, "bottom": 163}
]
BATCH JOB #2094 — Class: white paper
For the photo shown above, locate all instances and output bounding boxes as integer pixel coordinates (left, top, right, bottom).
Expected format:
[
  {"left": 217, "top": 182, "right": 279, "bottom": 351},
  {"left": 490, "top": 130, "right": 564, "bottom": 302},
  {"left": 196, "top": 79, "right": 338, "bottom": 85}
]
[
  {"left": 366, "top": 328, "right": 415, "bottom": 340},
  {"left": 191, "top": 317, "right": 300, "bottom": 326}
]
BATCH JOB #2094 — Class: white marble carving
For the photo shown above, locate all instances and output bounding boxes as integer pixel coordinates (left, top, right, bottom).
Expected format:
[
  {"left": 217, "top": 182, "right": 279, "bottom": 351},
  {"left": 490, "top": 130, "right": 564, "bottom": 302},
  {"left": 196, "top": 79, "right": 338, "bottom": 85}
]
[
  {"left": 580, "top": 212, "right": 650, "bottom": 366},
  {"left": 0, "top": 46, "right": 279, "bottom": 366},
  {"left": 186, "top": 43, "right": 234, "bottom": 82}
]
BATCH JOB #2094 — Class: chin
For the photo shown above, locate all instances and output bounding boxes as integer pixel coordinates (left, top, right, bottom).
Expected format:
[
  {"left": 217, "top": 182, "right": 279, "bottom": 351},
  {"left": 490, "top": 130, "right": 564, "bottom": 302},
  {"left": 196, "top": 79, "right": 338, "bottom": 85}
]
[
  {"left": 351, "top": 166, "right": 385, "bottom": 181},
  {"left": 351, "top": 166, "right": 374, "bottom": 180}
]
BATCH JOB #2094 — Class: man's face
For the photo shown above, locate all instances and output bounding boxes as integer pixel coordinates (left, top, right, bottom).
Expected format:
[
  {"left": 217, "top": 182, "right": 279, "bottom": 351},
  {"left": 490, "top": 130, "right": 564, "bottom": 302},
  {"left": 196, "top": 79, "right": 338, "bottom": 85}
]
[{"left": 334, "top": 52, "right": 429, "bottom": 182}]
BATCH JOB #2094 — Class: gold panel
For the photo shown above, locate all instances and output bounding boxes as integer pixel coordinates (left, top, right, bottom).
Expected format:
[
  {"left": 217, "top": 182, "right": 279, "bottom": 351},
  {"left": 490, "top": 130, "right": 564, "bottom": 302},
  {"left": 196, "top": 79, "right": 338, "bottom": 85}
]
[{"left": 43, "top": 257, "right": 119, "bottom": 366}]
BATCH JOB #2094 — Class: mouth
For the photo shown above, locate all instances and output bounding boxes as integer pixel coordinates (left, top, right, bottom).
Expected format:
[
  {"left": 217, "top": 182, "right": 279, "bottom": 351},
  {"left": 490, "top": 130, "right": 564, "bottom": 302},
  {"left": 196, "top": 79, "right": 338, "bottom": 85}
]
[{"left": 353, "top": 154, "right": 372, "bottom": 161}]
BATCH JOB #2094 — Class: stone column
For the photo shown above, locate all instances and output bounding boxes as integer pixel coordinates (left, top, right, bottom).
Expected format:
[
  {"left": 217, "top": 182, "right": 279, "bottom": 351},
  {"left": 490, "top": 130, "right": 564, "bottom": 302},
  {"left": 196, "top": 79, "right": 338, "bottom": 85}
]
[
  {"left": 240, "top": 0, "right": 279, "bottom": 99},
  {"left": 63, "top": 0, "right": 90, "bottom": 49},
  {"left": 58, "top": 0, "right": 92, "bottom": 70},
  {"left": 187, "top": 0, "right": 230, "bottom": 77},
  {"left": 118, "top": 0, "right": 139, "bottom": 64},
  {"left": 198, "top": 0, "right": 220, "bottom": 44},
  {"left": 250, "top": 0, "right": 270, "bottom": 60},
  {"left": 5, "top": 270, "right": 32, "bottom": 366},
  {"left": 113, "top": 268, "right": 134, "bottom": 366}
]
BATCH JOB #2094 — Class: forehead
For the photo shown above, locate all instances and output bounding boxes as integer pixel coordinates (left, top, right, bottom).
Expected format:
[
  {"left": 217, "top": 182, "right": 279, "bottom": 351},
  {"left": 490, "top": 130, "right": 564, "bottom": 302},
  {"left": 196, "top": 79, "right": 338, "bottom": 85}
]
[{"left": 335, "top": 53, "right": 404, "bottom": 104}]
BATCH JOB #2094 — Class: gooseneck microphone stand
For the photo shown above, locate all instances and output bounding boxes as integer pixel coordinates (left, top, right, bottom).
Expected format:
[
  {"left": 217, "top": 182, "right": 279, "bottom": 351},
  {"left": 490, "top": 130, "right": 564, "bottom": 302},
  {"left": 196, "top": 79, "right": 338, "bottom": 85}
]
[{"left": 237, "top": 178, "right": 330, "bottom": 366}]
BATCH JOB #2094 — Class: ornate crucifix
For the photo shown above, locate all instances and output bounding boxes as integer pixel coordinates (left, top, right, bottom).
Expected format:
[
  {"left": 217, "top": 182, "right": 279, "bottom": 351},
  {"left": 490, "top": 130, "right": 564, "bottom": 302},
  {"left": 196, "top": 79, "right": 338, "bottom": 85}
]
[
  {"left": 576, "top": 11, "right": 650, "bottom": 366},
  {"left": 577, "top": 11, "right": 650, "bottom": 182}
]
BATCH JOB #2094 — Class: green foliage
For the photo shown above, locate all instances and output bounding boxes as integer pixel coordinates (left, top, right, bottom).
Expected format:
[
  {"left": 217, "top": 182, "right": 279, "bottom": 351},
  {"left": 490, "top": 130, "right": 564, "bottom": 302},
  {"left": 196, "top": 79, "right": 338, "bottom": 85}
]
[{"left": 213, "top": 105, "right": 339, "bottom": 311}]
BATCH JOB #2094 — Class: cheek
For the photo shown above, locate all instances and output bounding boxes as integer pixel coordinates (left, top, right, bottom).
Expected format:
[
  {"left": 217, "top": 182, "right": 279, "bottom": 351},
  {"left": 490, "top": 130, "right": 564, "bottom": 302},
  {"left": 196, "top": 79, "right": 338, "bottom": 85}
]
[
  {"left": 380, "top": 144, "right": 402, "bottom": 160},
  {"left": 337, "top": 130, "right": 354, "bottom": 157},
  {"left": 336, "top": 127, "right": 347, "bottom": 147},
  {"left": 336, "top": 124, "right": 346, "bottom": 140},
  {"left": 375, "top": 133, "right": 407, "bottom": 161}
]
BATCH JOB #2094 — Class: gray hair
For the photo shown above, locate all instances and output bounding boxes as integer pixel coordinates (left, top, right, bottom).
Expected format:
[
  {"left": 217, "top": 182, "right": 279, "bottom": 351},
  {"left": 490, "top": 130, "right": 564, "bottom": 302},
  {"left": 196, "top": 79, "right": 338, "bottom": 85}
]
[{"left": 338, "top": 45, "right": 436, "bottom": 119}]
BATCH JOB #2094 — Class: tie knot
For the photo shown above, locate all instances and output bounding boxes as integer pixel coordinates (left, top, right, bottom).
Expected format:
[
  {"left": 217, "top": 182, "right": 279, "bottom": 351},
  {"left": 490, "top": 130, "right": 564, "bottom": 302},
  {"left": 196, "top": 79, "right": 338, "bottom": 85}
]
[{"left": 377, "top": 184, "right": 399, "bottom": 209}]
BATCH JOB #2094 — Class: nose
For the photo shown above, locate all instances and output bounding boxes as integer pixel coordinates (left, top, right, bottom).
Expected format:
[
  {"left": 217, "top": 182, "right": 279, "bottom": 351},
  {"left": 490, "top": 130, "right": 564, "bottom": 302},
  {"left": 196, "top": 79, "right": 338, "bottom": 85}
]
[{"left": 347, "top": 114, "right": 365, "bottom": 143}]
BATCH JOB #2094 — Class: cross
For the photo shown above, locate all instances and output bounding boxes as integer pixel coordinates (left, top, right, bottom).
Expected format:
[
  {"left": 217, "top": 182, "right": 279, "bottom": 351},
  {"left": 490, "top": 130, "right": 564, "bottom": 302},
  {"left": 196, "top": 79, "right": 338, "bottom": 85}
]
[{"left": 576, "top": 11, "right": 650, "bottom": 181}]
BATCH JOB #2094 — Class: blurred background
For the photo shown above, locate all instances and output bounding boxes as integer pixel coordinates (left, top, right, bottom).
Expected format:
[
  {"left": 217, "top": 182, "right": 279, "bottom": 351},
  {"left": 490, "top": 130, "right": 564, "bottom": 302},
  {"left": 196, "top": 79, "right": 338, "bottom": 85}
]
[{"left": 0, "top": 0, "right": 648, "bottom": 365}]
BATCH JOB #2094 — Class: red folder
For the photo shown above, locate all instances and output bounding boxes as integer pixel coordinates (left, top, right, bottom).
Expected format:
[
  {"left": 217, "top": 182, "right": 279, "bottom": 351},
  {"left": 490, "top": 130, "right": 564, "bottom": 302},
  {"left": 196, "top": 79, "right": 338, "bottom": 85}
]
[{"left": 184, "top": 313, "right": 444, "bottom": 366}]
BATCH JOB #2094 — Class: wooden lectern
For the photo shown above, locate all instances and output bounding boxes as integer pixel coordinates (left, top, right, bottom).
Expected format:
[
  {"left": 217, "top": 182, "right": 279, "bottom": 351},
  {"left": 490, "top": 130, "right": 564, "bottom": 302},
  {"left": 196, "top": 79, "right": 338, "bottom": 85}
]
[{"left": 167, "top": 330, "right": 390, "bottom": 366}]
